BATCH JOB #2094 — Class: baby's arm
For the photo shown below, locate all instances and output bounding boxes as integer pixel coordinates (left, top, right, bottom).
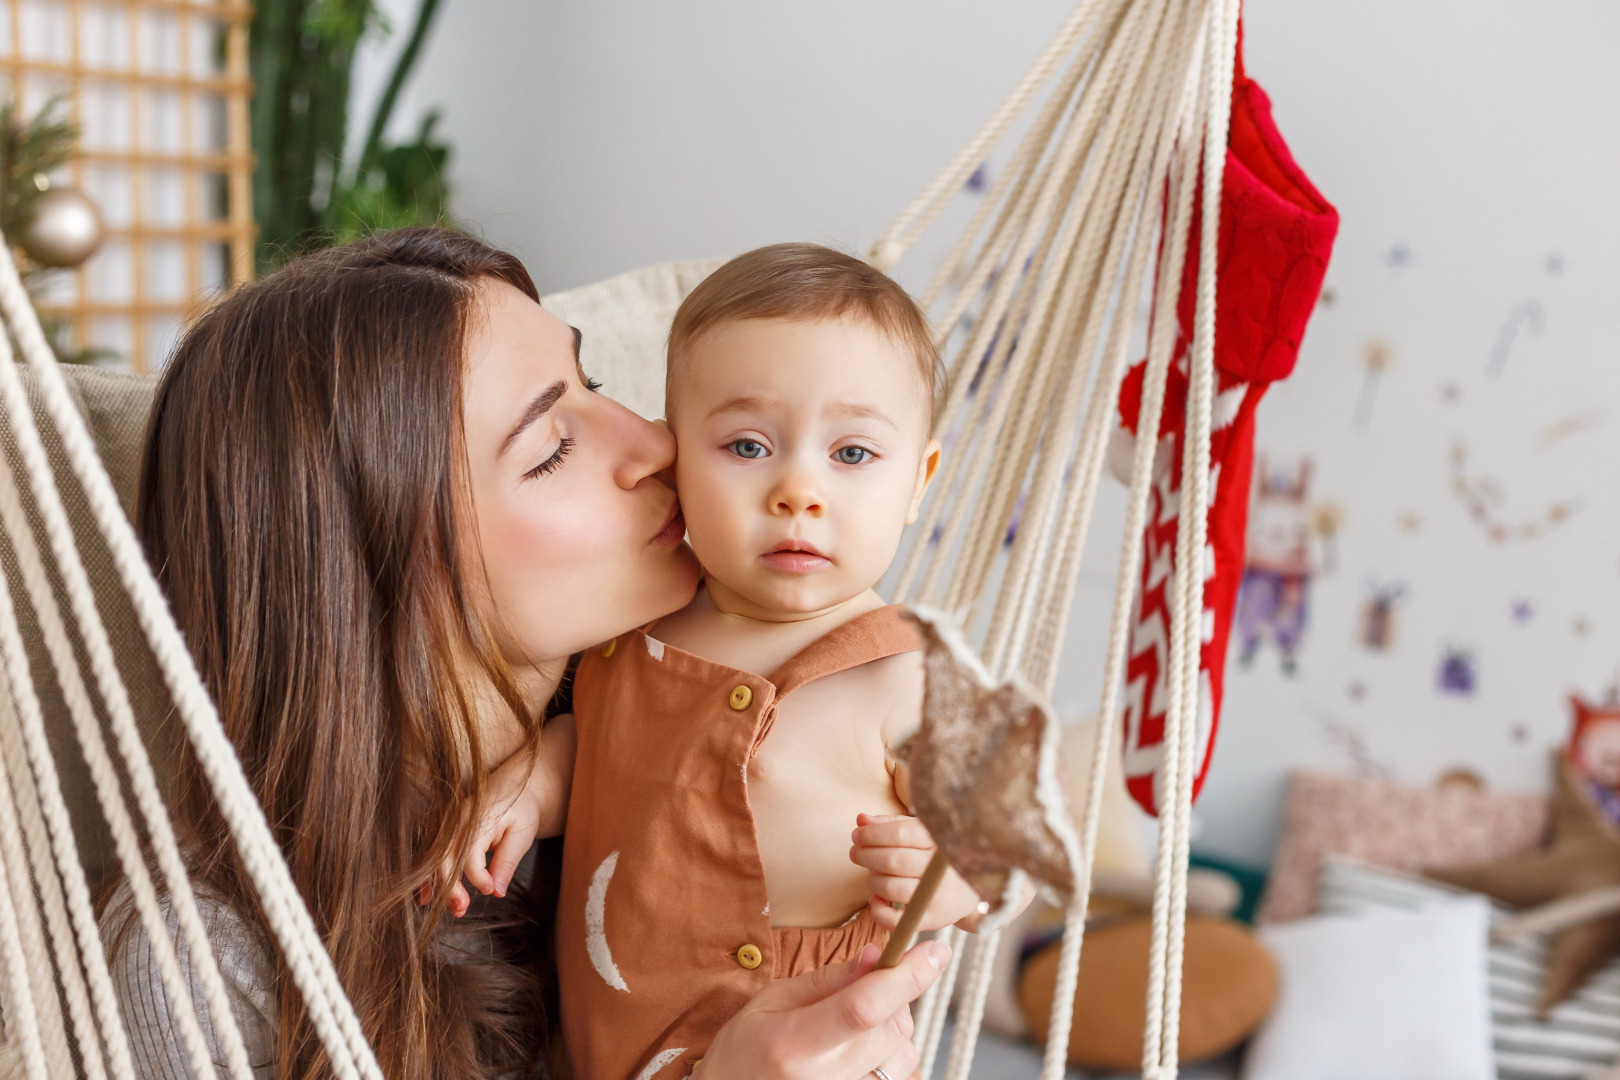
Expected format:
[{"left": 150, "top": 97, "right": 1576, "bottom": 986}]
[
  {"left": 849, "top": 662, "right": 992, "bottom": 932},
  {"left": 443, "top": 713, "right": 576, "bottom": 917},
  {"left": 856, "top": 689, "right": 1038, "bottom": 932}
]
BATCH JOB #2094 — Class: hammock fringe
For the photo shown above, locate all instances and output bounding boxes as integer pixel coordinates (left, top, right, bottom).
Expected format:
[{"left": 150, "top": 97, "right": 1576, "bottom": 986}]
[{"left": 0, "top": 2, "right": 1231, "bottom": 1078}]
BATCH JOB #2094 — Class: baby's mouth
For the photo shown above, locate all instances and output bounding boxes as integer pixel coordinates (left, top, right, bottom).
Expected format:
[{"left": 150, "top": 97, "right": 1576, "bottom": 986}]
[{"left": 759, "top": 539, "right": 831, "bottom": 574}]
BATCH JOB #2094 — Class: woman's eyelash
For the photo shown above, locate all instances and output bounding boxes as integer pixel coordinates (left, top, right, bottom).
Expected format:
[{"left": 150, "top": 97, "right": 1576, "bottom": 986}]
[
  {"left": 584, "top": 376, "right": 603, "bottom": 392},
  {"left": 525, "top": 436, "right": 575, "bottom": 480}
]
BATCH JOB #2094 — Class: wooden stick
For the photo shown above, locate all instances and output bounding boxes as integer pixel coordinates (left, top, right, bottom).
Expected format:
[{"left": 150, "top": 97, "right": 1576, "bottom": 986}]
[
  {"left": 877, "top": 851, "right": 950, "bottom": 969},
  {"left": 1492, "top": 884, "right": 1620, "bottom": 943}
]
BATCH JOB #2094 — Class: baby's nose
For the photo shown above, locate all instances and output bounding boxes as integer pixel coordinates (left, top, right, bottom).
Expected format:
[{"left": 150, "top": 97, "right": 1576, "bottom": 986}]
[{"left": 770, "top": 475, "right": 824, "bottom": 516}]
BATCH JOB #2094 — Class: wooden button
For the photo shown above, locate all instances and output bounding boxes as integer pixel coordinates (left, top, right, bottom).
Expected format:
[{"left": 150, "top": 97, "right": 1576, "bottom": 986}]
[
  {"left": 601, "top": 638, "right": 617, "bottom": 658},
  {"left": 729, "top": 684, "right": 753, "bottom": 710},
  {"left": 736, "top": 943, "right": 763, "bottom": 970}
]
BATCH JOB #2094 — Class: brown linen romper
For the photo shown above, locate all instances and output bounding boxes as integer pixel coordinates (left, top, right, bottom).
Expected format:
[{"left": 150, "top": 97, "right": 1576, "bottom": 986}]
[{"left": 557, "top": 605, "right": 922, "bottom": 1080}]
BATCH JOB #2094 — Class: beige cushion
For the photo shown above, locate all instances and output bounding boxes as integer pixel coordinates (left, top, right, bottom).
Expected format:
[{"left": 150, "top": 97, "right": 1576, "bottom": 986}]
[
  {"left": 1257, "top": 771, "right": 1550, "bottom": 923},
  {"left": 541, "top": 257, "right": 726, "bottom": 420},
  {"left": 1, "top": 365, "right": 162, "bottom": 891},
  {"left": 1018, "top": 912, "right": 1279, "bottom": 1069}
]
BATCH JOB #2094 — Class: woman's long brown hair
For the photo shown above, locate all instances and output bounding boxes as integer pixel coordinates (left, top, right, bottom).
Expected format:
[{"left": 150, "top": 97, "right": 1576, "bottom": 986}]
[{"left": 137, "top": 227, "right": 552, "bottom": 1079}]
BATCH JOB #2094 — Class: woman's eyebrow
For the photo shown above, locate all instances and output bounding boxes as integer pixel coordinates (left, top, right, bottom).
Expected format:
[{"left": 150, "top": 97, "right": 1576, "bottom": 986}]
[{"left": 500, "top": 379, "right": 568, "bottom": 457}]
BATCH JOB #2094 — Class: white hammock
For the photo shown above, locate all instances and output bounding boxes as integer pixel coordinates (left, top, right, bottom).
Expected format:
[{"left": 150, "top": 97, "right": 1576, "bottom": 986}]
[{"left": 0, "top": 0, "right": 1236, "bottom": 1077}]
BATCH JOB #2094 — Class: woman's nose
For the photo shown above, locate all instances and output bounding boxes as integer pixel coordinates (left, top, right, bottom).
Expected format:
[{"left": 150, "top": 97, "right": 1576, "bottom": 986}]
[{"left": 611, "top": 406, "right": 677, "bottom": 490}]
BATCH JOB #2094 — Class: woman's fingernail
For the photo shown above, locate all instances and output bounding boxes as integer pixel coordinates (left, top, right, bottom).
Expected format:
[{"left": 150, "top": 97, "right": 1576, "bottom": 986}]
[{"left": 925, "top": 941, "right": 950, "bottom": 971}]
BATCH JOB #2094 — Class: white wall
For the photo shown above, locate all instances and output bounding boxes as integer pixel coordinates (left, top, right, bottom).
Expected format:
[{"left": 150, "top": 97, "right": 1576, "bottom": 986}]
[{"left": 355, "top": 1, "right": 1620, "bottom": 865}]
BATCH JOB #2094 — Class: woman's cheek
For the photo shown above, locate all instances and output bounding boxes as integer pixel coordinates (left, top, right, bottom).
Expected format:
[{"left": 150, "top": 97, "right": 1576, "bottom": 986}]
[{"left": 490, "top": 493, "right": 619, "bottom": 648}]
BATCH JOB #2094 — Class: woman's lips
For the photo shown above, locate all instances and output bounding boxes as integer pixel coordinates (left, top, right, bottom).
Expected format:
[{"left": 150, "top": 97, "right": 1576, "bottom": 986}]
[
  {"left": 650, "top": 501, "right": 686, "bottom": 547},
  {"left": 759, "top": 542, "right": 830, "bottom": 574}
]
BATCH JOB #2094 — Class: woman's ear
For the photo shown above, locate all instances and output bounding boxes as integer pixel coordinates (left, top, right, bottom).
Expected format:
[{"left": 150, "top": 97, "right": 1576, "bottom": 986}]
[{"left": 906, "top": 439, "right": 944, "bottom": 524}]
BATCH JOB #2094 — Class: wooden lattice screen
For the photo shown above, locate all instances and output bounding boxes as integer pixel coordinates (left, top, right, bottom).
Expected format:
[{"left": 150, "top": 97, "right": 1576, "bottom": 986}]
[{"left": 0, "top": 0, "right": 254, "bottom": 372}]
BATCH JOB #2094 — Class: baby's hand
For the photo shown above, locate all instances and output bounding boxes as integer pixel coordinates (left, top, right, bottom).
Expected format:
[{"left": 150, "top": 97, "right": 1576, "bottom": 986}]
[
  {"left": 421, "top": 713, "right": 575, "bottom": 918},
  {"left": 850, "top": 813, "right": 985, "bottom": 933}
]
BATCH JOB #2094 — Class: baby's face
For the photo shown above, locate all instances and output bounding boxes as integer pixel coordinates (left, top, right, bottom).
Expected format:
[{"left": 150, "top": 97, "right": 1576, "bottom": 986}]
[{"left": 668, "top": 316, "right": 940, "bottom": 618}]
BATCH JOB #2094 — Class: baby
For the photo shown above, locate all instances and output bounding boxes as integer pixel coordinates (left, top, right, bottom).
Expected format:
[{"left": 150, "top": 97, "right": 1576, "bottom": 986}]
[{"left": 463, "top": 244, "right": 999, "bottom": 1080}]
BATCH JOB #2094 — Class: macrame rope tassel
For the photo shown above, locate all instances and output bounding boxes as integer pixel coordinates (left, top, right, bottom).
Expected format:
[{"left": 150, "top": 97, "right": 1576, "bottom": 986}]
[
  {"left": 0, "top": 336, "right": 253, "bottom": 1080},
  {"left": 1142, "top": 1, "right": 1239, "bottom": 1077},
  {"left": 874, "top": 0, "right": 1233, "bottom": 1077}
]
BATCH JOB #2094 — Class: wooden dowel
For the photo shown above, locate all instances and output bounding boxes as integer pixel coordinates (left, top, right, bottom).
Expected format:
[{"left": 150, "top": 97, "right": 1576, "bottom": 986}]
[
  {"left": 877, "top": 851, "right": 950, "bottom": 969},
  {"left": 1492, "top": 884, "right": 1620, "bottom": 943}
]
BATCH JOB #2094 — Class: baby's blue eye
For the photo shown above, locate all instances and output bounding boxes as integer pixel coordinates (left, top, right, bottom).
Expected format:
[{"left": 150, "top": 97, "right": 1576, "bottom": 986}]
[
  {"left": 834, "top": 446, "right": 872, "bottom": 465},
  {"left": 731, "top": 439, "right": 767, "bottom": 459}
]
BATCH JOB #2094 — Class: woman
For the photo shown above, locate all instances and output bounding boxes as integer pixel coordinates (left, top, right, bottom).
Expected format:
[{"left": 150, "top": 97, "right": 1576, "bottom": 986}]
[{"left": 115, "top": 228, "right": 946, "bottom": 1079}]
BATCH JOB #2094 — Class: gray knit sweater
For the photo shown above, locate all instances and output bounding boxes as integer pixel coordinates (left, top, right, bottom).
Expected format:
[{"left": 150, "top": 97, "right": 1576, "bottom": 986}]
[{"left": 102, "top": 884, "right": 277, "bottom": 1080}]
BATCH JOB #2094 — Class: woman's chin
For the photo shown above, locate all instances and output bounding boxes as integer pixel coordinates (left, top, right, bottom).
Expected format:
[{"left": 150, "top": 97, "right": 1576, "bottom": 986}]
[{"left": 651, "top": 542, "right": 702, "bottom": 615}]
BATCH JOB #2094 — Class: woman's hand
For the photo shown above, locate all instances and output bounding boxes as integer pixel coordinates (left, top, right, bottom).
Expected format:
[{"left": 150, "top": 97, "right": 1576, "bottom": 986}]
[
  {"left": 699, "top": 938, "right": 950, "bottom": 1080},
  {"left": 851, "top": 813, "right": 986, "bottom": 932},
  {"left": 422, "top": 714, "right": 576, "bottom": 917}
]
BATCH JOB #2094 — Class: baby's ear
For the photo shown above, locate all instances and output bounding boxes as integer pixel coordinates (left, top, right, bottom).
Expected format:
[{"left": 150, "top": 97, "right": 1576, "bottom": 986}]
[{"left": 908, "top": 439, "right": 944, "bottom": 524}]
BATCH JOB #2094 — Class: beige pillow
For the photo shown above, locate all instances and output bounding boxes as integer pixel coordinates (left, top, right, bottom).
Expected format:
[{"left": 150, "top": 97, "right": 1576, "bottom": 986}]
[
  {"left": 541, "top": 258, "right": 727, "bottom": 420},
  {"left": 1258, "top": 771, "right": 1549, "bottom": 923}
]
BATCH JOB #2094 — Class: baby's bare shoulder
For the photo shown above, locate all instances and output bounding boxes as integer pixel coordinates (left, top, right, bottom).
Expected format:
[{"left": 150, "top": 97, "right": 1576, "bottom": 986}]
[{"left": 805, "top": 649, "right": 924, "bottom": 740}]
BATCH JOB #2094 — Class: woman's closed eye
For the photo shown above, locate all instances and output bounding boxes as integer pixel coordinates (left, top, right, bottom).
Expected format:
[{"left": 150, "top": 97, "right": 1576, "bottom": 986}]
[{"left": 524, "top": 436, "right": 575, "bottom": 480}]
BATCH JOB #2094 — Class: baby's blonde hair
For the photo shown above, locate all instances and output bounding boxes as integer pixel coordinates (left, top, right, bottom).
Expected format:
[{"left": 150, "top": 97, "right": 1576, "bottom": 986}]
[{"left": 666, "top": 243, "right": 945, "bottom": 424}]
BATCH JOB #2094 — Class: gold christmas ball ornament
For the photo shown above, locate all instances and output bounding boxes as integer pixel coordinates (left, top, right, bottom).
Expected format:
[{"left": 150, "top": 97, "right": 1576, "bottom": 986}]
[{"left": 21, "top": 185, "right": 105, "bottom": 268}]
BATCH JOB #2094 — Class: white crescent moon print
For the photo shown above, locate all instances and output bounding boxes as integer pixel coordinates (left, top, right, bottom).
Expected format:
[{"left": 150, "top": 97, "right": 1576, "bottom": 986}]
[
  {"left": 633, "top": 1047, "right": 687, "bottom": 1080},
  {"left": 586, "top": 851, "right": 630, "bottom": 992}
]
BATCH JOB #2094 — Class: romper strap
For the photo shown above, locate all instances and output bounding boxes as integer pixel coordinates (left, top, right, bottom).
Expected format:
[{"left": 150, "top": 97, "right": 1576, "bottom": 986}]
[{"left": 768, "top": 605, "right": 923, "bottom": 699}]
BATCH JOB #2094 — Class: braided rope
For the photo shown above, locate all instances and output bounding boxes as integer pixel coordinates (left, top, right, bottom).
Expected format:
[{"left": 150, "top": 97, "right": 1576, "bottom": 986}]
[
  {"left": 913, "top": 926, "right": 964, "bottom": 1080},
  {"left": 869, "top": 0, "right": 1115, "bottom": 267},
  {"left": 1020, "top": 0, "right": 1201, "bottom": 690},
  {"left": 0, "top": 222, "right": 382, "bottom": 1078},
  {"left": 0, "top": 343, "right": 254, "bottom": 1080},
  {"left": 0, "top": 685, "right": 111, "bottom": 1080},
  {"left": 876, "top": 1, "right": 1229, "bottom": 1077},
  {"left": 0, "top": 607, "right": 134, "bottom": 1080},
  {"left": 985, "top": 0, "right": 1179, "bottom": 678},
  {"left": 1030, "top": 13, "right": 1204, "bottom": 1080},
  {"left": 0, "top": 701, "right": 75, "bottom": 1079},
  {"left": 0, "top": 811, "right": 48, "bottom": 1080},
  {"left": 900, "top": 0, "right": 1163, "bottom": 614},
  {"left": 939, "top": 927, "right": 1003, "bottom": 1080},
  {"left": 1142, "top": 2, "right": 1237, "bottom": 1076},
  {"left": 917, "top": 0, "right": 1129, "bottom": 316}
]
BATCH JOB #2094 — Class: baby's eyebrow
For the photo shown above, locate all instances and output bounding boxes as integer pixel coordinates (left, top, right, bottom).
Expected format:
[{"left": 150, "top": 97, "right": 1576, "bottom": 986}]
[
  {"left": 826, "top": 401, "right": 900, "bottom": 430},
  {"left": 705, "top": 395, "right": 900, "bottom": 431},
  {"left": 707, "top": 395, "right": 770, "bottom": 418}
]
